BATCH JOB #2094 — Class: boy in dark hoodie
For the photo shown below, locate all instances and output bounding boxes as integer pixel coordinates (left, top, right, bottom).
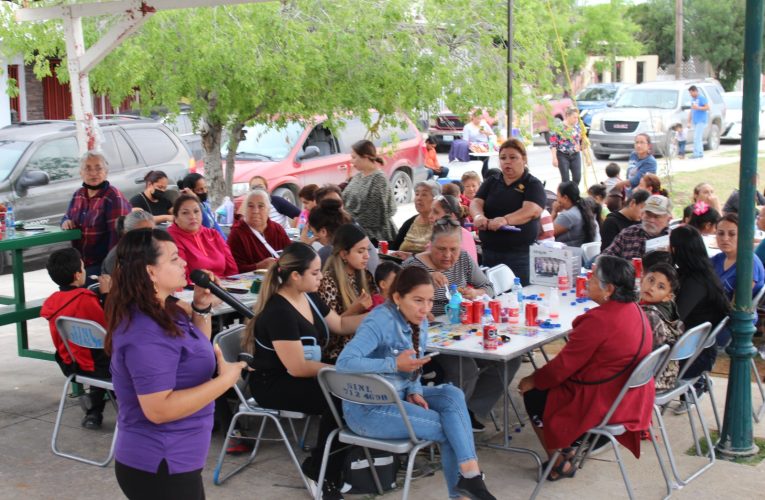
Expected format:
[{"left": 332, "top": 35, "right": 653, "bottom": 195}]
[
  {"left": 40, "top": 248, "right": 110, "bottom": 429},
  {"left": 639, "top": 262, "right": 684, "bottom": 391}
]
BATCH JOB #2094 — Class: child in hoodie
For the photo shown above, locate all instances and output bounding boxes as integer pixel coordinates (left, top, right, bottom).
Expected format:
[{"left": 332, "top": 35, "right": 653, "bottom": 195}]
[{"left": 639, "top": 262, "right": 685, "bottom": 391}]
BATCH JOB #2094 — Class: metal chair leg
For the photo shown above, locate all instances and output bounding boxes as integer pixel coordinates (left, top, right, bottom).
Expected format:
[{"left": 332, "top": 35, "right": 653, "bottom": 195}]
[
  {"left": 704, "top": 373, "right": 722, "bottom": 432},
  {"left": 647, "top": 426, "right": 675, "bottom": 498},
  {"left": 362, "top": 447, "right": 385, "bottom": 495},
  {"left": 529, "top": 449, "right": 561, "bottom": 500}
]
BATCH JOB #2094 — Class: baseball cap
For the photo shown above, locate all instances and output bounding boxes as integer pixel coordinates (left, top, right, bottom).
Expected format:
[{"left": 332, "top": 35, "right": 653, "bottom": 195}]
[{"left": 644, "top": 195, "right": 672, "bottom": 215}]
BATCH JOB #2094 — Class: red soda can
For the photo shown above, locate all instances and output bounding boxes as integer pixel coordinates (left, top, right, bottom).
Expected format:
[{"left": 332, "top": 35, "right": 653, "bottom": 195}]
[
  {"left": 586, "top": 270, "right": 593, "bottom": 280},
  {"left": 472, "top": 300, "right": 483, "bottom": 323},
  {"left": 483, "top": 325, "right": 498, "bottom": 350},
  {"left": 379, "top": 240, "right": 389, "bottom": 255},
  {"left": 460, "top": 301, "right": 472, "bottom": 324},
  {"left": 632, "top": 258, "right": 643, "bottom": 279},
  {"left": 576, "top": 276, "right": 587, "bottom": 298},
  {"left": 525, "top": 303, "right": 538, "bottom": 326},
  {"left": 489, "top": 300, "right": 501, "bottom": 322}
]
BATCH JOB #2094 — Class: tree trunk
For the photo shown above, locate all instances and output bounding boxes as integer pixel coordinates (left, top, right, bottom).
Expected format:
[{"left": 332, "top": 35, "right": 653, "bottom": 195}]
[
  {"left": 200, "top": 115, "right": 225, "bottom": 208},
  {"left": 224, "top": 121, "right": 245, "bottom": 199}
]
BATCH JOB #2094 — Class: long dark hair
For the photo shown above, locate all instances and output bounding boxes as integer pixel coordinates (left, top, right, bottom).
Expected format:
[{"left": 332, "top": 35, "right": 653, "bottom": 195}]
[
  {"left": 308, "top": 198, "right": 351, "bottom": 237},
  {"left": 104, "top": 229, "right": 184, "bottom": 354},
  {"left": 594, "top": 255, "right": 638, "bottom": 303},
  {"left": 351, "top": 140, "right": 384, "bottom": 166},
  {"left": 389, "top": 266, "right": 433, "bottom": 352},
  {"left": 669, "top": 225, "right": 730, "bottom": 313},
  {"left": 143, "top": 170, "right": 167, "bottom": 186},
  {"left": 242, "top": 242, "right": 319, "bottom": 353},
  {"left": 178, "top": 172, "right": 204, "bottom": 191},
  {"left": 559, "top": 181, "right": 596, "bottom": 243}
]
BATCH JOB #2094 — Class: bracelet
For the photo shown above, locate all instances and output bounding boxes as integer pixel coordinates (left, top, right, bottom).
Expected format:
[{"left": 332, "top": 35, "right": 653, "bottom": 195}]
[{"left": 191, "top": 302, "right": 213, "bottom": 315}]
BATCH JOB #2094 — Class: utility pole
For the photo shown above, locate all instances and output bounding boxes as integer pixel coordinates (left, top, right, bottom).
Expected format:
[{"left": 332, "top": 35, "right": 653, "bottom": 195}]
[
  {"left": 507, "top": 0, "right": 513, "bottom": 137},
  {"left": 675, "top": 0, "right": 683, "bottom": 79}
]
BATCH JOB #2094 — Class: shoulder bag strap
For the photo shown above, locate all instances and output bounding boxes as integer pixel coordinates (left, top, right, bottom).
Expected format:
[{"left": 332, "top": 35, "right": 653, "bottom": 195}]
[{"left": 306, "top": 293, "right": 330, "bottom": 348}]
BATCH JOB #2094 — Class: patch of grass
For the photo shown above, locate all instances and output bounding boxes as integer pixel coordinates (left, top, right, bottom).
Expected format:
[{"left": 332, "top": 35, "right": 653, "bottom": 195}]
[
  {"left": 660, "top": 159, "right": 765, "bottom": 218},
  {"left": 686, "top": 431, "right": 765, "bottom": 465}
]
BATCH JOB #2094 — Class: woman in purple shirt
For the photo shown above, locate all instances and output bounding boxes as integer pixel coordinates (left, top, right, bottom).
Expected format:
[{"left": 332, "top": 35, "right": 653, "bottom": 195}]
[{"left": 105, "top": 229, "right": 245, "bottom": 500}]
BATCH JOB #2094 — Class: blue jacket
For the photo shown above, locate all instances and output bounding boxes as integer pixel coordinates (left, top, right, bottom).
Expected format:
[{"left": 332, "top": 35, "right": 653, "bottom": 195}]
[
  {"left": 336, "top": 302, "right": 426, "bottom": 398},
  {"left": 627, "top": 152, "right": 657, "bottom": 189}
]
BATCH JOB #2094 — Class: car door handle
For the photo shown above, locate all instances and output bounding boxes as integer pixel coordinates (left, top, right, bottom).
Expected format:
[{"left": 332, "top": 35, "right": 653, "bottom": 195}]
[{"left": 338, "top": 164, "right": 348, "bottom": 170}]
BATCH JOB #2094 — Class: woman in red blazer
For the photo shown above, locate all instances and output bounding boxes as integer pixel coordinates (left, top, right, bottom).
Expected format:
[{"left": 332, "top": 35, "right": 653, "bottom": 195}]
[
  {"left": 518, "top": 255, "right": 654, "bottom": 480},
  {"left": 227, "top": 189, "right": 291, "bottom": 273}
]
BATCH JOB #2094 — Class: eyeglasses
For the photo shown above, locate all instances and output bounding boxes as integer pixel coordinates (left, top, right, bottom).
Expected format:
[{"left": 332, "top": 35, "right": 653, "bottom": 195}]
[{"left": 434, "top": 217, "right": 460, "bottom": 227}]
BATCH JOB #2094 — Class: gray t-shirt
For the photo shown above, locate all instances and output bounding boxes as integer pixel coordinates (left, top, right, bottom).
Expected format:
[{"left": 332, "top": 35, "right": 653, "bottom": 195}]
[{"left": 555, "top": 206, "right": 599, "bottom": 247}]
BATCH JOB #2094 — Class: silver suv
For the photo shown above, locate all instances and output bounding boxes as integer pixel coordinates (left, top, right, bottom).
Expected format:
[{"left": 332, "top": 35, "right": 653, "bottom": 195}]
[
  {"left": 0, "top": 118, "right": 191, "bottom": 269},
  {"left": 588, "top": 79, "right": 726, "bottom": 159}
]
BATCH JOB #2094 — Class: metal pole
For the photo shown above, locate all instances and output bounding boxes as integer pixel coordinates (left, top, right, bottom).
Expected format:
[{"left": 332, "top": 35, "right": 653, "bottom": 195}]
[
  {"left": 717, "top": 0, "right": 763, "bottom": 459},
  {"left": 507, "top": 0, "right": 513, "bottom": 137},
  {"left": 674, "top": 0, "right": 683, "bottom": 80}
]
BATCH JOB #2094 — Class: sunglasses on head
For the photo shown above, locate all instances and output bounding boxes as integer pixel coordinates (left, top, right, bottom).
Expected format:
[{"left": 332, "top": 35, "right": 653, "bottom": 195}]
[{"left": 434, "top": 217, "right": 460, "bottom": 227}]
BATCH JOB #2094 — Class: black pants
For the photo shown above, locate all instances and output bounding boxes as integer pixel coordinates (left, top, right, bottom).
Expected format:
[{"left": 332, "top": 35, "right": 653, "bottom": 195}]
[
  {"left": 523, "top": 388, "right": 548, "bottom": 428},
  {"left": 556, "top": 150, "right": 582, "bottom": 185},
  {"left": 55, "top": 350, "right": 110, "bottom": 415},
  {"left": 483, "top": 247, "right": 531, "bottom": 286},
  {"left": 115, "top": 459, "right": 204, "bottom": 500},
  {"left": 250, "top": 373, "right": 346, "bottom": 485}
]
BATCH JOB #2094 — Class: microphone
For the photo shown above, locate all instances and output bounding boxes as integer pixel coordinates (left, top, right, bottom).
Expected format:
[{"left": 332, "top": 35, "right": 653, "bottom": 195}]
[{"left": 189, "top": 269, "right": 254, "bottom": 319}]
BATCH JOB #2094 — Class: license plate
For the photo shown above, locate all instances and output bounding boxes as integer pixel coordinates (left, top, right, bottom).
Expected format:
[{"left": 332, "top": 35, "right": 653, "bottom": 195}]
[
  {"left": 443, "top": 135, "right": 454, "bottom": 141},
  {"left": 613, "top": 123, "right": 630, "bottom": 130}
]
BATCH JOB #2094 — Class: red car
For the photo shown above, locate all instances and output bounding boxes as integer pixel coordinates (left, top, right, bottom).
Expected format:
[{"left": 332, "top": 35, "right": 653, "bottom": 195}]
[{"left": 201, "top": 113, "right": 426, "bottom": 206}]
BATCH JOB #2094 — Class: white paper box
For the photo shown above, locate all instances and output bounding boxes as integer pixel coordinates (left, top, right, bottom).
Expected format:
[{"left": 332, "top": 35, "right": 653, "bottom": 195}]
[{"left": 529, "top": 243, "right": 582, "bottom": 287}]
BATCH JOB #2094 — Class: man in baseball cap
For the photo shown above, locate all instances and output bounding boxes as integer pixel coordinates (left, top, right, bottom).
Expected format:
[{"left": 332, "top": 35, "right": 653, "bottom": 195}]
[{"left": 602, "top": 194, "right": 672, "bottom": 260}]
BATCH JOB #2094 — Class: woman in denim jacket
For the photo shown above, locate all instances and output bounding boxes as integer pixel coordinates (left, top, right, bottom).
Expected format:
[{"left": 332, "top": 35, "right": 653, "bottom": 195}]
[{"left": 336, "top": 267, "right": 496, "bottom": 500}]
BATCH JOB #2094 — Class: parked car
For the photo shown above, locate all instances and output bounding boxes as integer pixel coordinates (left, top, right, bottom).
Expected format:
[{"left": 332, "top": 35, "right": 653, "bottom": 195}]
[
  {"left": 575, "top": 83, "right": 631, "bottom": 130},
  {"left": 721, "top": 91, "right": 765, "bottom": 142},
  {"left": 0, "top": 118, "right": 191, "bottom": 270},
  {"left": 207, "top": 113, "right": 426, "bottom": 206},
  {"left": 113, "top": 104, "right": 204, "bottom": 161},
  {"left": 427, "top": 112, "right": 465, "bottom": 151},
  {"left": 588, "top": 79, "right": 726, "bottom": 159}
]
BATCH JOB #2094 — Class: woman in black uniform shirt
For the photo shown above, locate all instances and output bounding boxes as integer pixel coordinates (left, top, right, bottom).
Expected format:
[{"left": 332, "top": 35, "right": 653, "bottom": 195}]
[
  {"left": 129, "top": 170, "right": 174, "bottom": 224},
  {"left": 470, "top": 138, "right": 546, "bottom": 285},
  {"left": 242, "top": 242, "right": 365, "bottom": 499}
]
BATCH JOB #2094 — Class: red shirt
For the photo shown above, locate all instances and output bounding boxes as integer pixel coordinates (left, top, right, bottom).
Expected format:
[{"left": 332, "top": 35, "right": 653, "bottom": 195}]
[
  {"left": 227, "top": 217, "right": 291, "bottom": 273},
  {"left": 167, "top": 224, "right": 238, "bottom": 283},
  {"left": 41, "top": 288, "right": 105, "bottom": 372}
]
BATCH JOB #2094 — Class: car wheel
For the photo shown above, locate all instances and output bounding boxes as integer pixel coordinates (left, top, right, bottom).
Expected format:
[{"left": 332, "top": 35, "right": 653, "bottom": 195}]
[
  {"left": 272, "top": 186, "right": 298, "bottom": 206},
  {"left": 705, "top": 124, "right": 721, "bottom": 151},
  {"left": 594, "top": 153, "right": 610, "bottom": 160},
  {"left": 390, "top": 170, "right": 413, "bottom": 205}
]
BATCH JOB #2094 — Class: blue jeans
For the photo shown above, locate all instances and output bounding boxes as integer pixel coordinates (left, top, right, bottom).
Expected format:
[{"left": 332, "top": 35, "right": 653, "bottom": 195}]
[
  {"left": 693, "top": 123, "right": 705, "bottom": 157},
  {"left": 343, "top": 384, "right": 476, "bottom": 498},
  {"left": 426, "top": 166, "right": 450, "bottom": 180}
]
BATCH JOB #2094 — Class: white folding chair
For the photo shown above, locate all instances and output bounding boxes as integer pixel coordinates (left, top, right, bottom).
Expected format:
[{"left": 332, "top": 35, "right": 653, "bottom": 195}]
[
  {"left": 212, "top": 325, "right": 313, "bottom": 492},
  {"left": 580, "top": 241, "right": 601, "bottom": 265},
  {"left": 485, "top": 264, "right": 515, "bottom": 294},
  {"left": 51, "top": 317, "right": 117, "bottom": 467},
  {"left": 653, "top": 322, "right": 715, "bottom": 488},
  {"left": 316, "top": 368, "right": 434, "bottom": 500},
  {"left": 530, "top": 345, "right": 672, "bottom": 500}
]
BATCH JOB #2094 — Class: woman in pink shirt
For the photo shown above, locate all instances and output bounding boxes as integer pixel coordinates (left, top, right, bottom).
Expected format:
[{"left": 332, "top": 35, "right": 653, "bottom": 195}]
[
  {"left": 167, "top": 194, "right": 237, "bottom": 283},
  {"left": 429, "top": 194, "right": 478, "bottom": 262}
]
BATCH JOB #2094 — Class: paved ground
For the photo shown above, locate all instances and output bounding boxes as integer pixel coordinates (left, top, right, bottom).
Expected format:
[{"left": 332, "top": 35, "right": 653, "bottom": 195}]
[{"left": 2, "top": 141, "right": 765, "bottom": 499}]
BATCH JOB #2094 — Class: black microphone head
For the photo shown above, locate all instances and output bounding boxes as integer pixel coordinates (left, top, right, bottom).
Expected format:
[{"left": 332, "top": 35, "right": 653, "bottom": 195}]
[{"left": 190, "top": 269, "right": 212, "bottom": 287}]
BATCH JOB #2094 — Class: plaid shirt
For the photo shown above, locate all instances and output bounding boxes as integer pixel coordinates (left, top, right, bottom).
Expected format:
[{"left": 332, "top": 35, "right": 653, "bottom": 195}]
[
  {"left": 62, "top": 182, "right": 131, "bottom": 267},
  {"left": 601, "top": 224, "right": 668, "bottom": 260}
]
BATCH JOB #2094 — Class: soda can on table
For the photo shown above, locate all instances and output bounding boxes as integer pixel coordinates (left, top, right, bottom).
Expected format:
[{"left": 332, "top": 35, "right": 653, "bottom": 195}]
[
  {"left": 379, "top": 241, "right": 389, "bottom": 255},
  {"left": 472, "top": 300, "right": 483, "bottom": 323},
  {"left": 525, "top": 303, "right": 538, "bottom": 326},
  {"left": 632, "top": 258, "right": 643, "bottom": 279},
  {"left": 489, "top": 300, "right": 501, "bottom": 322},
  {"left": 483, "top": 325, "right": 498, "bottom": 350},
  {"left": 460, "top": 301, "right": 473, "bottom": 324},
  {"left": 576, "top": 276, "right": 587, "bottom": 298}
]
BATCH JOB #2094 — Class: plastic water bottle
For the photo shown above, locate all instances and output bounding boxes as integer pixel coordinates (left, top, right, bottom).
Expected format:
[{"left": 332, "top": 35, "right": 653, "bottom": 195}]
[
  {"left": 549, "top": 287, "right": 560, "bottom": 319},
  {"left": 512, "top": 277, "right": 523, "bottom": 304},
  {"left": 557, "top": 263, "right": 569, "bottom": 292},
  {"left": 223, "top": 196, "right": 234, "bottom": 224},
  {"left": 507, "top": 293, "right": 520, "bottom": 324},
  {"left": 5, "top": 204, "right": 15, "bottom": 238},
  {"left": 447, "top": 284, "right": 463, "bottom": 324}
]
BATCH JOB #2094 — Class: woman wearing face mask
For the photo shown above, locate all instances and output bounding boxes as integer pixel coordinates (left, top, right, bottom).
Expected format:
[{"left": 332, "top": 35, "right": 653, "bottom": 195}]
[
  {"left": 178, "top": 173, "right": 226, "bottom": 240},
  {"left": 167, "top": 194, "right": 237, "bottom": 284},
  {"left": 130, "top": 171, "right": 174, "bottom": 224}
]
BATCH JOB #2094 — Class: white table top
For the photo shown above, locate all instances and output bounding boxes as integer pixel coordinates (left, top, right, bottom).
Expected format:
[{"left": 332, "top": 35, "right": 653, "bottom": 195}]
[
  {"left": 174, "top": 272, "right": 260, "bottom": 316},
  {"left": 469, "top": 150, "right": 499, "bottom": 158},
  {"left": 425, "top": 285, "right": 598, "bottom": 362}
]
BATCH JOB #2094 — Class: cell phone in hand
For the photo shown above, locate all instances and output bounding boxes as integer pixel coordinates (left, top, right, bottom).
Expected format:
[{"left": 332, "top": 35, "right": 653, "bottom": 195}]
[{"left": 226, "top": 287, "right": 248, "bottom": 294}]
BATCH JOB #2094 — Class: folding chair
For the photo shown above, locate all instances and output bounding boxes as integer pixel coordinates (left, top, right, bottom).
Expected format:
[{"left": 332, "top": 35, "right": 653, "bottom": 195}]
[
  {"left": 51, "top": 317, "right": 118, "bottom": 467},
  {"left": 485, "top": 264, "right": 515, "bottom": 294},
  {"left": 530, "top": 345, "right": 672, "bottom": 500},
  {"left": 652, "top": 322, "right": 715, "bottom": 488},
  {"left": 316, "top": 367, "right": 434, "bottom": 500},
  {"left": 751, "top": 286, "right": 765, "bottom": 422},
  {"left": 580, "top": 241, "right": 601, "bottom": 266},
  {"left": 212, "top": 325, "right": 313, "bottom": 492},
  {"left": 693, "top": 316, "right": 729, "bottom": 431}
]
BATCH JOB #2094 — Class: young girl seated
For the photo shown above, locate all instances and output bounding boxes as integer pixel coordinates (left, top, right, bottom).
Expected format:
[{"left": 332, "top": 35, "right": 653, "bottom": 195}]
[
  {"left": 371, "top": 261, "right": 401, "bottom": 308},
  {"left": 639, "top": 262, "right": 685, "bottom": 391}
]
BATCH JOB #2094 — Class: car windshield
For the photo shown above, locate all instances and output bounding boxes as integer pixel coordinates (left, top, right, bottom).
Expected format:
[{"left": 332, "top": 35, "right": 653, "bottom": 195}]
[
  {"left": 614, "top": 89, "right": 678, "bottom": 109},
  {"left": 0, "top": 140, "right": 30, "bottom": 181},
  {"left": 576, "top": 87, "right": 616, "bottom": 102},
  {"left": 724, "top": 94, "right": 743, "bottom": 110},
  {"left": 231, "top": 122, "right": 304, "bottom": 160}
]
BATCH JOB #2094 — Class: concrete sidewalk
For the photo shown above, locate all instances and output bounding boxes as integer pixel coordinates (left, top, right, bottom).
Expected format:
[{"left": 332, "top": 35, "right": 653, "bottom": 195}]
[{"left": 2, "top": 269, "right": 765, "bottom": 499}]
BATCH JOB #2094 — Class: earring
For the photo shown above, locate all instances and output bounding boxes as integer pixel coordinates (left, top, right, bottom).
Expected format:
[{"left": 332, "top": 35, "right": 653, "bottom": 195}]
[{"left": 153, "top": 281, "right": 159, "bottom": 294}]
